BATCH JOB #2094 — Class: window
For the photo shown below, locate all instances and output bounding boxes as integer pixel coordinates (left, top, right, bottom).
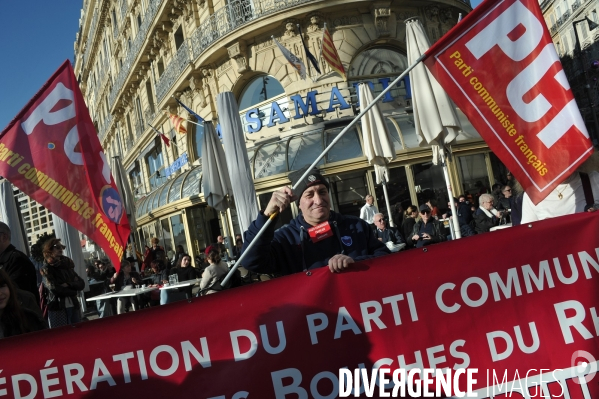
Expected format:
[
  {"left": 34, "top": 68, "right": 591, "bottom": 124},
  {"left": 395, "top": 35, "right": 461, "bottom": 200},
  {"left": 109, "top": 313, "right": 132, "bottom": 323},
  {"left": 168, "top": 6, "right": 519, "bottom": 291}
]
[
  {"left": 146, "top": 143, "right": 166, "bottom": 190},
  {"left": 137, "top": 14, "right": 142, "bottom": 29},
  {"left": 129, "top": 163, "right": 143, "bottom": 195},
  {"left": 239, "top": 75, "right": 285, "bottom": 111},
  {"left": 157, "top": 60, "right": 164, "bottom": 77},
  {"left": 135, "top": 97, "right": 144, "bottom": 129},
  {"left": 192, "top": 122, "right": 204, "bottom": 160},
  {"left": 174, "top": 26, "right": 184, "bottom": 50},
  {"left": 112, "top": 9, "right": 118, "bottom": 36},
  {"left": 146, "top": 80, "right": 155, "bottom": 115}
]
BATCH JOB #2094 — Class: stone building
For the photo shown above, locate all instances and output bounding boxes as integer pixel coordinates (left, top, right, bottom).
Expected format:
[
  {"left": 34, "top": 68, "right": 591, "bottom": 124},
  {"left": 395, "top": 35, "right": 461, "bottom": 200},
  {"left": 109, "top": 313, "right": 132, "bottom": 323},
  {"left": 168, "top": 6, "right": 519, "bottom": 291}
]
[
  {"left": 74, "top": 0, "right": 505, "bottom": 260},
  {"left": 542, "top": 0, "right": 599, "bottom": 145}
]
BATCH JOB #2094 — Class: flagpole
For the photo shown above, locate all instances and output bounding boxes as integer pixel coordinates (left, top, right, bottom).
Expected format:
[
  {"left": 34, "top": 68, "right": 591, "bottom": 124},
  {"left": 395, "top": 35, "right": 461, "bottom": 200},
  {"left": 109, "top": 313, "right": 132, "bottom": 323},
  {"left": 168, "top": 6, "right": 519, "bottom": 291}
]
[
  {"left": 298, "top": 24, "right": 317, "bottom": 84},
  {"left": 221, "top": 53, "right": 427, "bottom": 287}
]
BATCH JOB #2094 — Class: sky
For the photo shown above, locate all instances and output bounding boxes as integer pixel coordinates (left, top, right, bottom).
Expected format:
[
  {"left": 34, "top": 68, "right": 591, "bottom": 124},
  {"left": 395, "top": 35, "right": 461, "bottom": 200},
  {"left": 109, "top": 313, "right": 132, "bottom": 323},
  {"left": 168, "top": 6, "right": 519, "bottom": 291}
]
[
  {"left": 0, "top": 2, "right": 82, "bottom": 131},
  {"left": 0, "top": 0, "right": 483, "bottom": 131}
]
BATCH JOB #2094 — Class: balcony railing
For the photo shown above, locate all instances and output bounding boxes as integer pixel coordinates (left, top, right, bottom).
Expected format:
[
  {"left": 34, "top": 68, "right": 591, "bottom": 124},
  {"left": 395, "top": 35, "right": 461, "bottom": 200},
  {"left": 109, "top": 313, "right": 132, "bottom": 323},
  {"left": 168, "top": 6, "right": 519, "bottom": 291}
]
[
  {"left": 556, "top": 16, "right": 563, "bottom": 27},
  {"left": 572, "top": 0, "right": 580, "bottom": 11},
  {"left": 98, "top": 113, "right": 113, "bottom": 142},
  {"left": 145, "top": 106, "right": 157, "bottom": 125},
  {"left": 156, "top": 40, "right": 192, "bottom": 102},
  {"left": 189, "top": 0, "right": 317, "bottom": 68},
  {"left": 551, "top": 25, "right": 558, "bottom": 35},
  {"left": 108, "top": 0, "right": 162, "bottom": 110},
  {"left": 83, "top": 9, "right": 99, "bottom": 67},
  {"left": 563, "top": 10, "right": 571, "bottom": 21}
]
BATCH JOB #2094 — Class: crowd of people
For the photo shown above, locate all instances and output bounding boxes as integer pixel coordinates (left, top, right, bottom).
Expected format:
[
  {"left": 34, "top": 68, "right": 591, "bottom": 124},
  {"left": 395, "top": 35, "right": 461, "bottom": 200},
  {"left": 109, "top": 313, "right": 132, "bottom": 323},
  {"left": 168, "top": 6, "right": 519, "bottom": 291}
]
[{"left": 0, "top": 157, "right": 596, "bottom": 340}]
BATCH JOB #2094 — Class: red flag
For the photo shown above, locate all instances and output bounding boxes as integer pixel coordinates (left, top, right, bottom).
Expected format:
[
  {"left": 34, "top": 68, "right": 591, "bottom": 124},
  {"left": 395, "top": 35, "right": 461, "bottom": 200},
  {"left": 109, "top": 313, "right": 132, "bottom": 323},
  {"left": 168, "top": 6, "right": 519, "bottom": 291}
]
[
  {"left": 423, "top": 0, "right": 594, "bottom": 204},
  {"left": 320, "top": 24, "right": 346, "bottom": 81},
  {"left": 149, "top": 124, "right": 170, "bottom": 147},
  {"left": 0, "top": 60, "right": 130, "bottom": 270}
]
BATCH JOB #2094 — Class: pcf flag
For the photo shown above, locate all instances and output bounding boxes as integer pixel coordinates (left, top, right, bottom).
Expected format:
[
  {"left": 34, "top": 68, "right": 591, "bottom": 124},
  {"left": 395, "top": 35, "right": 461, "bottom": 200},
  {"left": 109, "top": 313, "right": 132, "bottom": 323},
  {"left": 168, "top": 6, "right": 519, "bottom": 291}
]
[
  {"left": 0, "top": 60, "right": 130, "bottom": 270},
  {"left": 423, "top": 0, "right": 594, "bottom": 204}
]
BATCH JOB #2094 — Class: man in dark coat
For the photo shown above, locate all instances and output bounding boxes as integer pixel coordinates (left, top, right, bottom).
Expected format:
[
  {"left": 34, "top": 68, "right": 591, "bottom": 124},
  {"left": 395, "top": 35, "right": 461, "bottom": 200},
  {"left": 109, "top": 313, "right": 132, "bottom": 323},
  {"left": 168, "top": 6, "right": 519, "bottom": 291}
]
[
  {"left": 0, "top": 222, "right": 37, "bottom": 298},
  {"left": 242, "top": 166, "right": 390, "bottom": 276},
  {"left": 373, "top": 213, "right": 404, "bottom": 244}
]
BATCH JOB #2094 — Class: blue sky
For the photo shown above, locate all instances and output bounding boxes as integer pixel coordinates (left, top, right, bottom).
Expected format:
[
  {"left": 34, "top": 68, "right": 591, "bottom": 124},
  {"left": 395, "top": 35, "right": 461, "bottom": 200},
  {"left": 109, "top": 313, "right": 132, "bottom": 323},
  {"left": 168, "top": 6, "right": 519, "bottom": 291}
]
[
  {"left": 0, "top": 0, "right": 483, "bottom": 132},
  {"left": 0, "top": 2, "right": 82, "bottom": 131}
]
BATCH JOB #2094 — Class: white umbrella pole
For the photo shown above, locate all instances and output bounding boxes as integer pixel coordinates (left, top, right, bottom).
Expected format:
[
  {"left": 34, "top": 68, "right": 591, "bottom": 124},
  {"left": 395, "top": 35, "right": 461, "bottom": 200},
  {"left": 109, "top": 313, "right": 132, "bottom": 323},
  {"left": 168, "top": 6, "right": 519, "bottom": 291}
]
[
  {"left": 221, "top": 54, "right": 427, "bottom": 287},
  {"left": 382, "top": 182, "right": 394, "bottom": 227},
  {"left": 441, "top": 150, "right": 461, "bottom": 239}
]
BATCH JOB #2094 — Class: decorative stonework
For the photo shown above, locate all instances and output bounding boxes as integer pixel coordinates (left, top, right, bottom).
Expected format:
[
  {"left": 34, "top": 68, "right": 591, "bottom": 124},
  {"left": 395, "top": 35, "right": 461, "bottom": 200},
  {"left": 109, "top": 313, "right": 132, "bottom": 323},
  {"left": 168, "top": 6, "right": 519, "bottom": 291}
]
[
  {"left": 284, "top": 21, "right": 297, "bottom": 38},
  {"left": 306, "top": 14, "right": 322, "bottom": 33},
  {"left": 227, "top": 40, "right": 250, "bottom": 74},
  {"left": 331, "top": 15, "right": 363, "bottom": 28},
  {"left": 425, "top": 6, "right": 440, "bottom": 21},
  {"left": 189, "top": 76, "right": 207, "bottom": 108},
  {"left": 372, "top": 1, "right": 392, "bottom": 37},
  {"left": 202, "top": 66, "right": 219, "bottom": 100}
]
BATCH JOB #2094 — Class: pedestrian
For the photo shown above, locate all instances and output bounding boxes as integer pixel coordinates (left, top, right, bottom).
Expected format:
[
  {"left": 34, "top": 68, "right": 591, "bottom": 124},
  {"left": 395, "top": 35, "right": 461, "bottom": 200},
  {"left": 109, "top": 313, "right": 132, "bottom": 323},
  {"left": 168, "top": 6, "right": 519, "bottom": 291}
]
[{"left": 40, "top": 239, "right": 85, "bottom": 328}]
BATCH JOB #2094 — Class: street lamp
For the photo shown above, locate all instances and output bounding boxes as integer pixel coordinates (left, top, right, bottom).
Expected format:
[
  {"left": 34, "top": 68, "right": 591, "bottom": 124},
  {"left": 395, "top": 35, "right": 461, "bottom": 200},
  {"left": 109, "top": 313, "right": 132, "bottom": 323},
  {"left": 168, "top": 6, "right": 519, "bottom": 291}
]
[{"left": 572, "top": 16, "right": 599, "bottom": 146}]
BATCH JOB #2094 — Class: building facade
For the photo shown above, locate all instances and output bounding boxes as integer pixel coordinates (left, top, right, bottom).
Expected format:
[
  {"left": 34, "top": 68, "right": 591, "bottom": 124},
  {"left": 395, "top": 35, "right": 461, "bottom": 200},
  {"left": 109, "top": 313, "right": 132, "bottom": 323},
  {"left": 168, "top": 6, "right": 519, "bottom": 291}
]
[
  {"left": 543, "top": 0, "right": 599, "bottom": 145},
  {"left": 74, "top": 0, "right": 507, "bottom": 261}
]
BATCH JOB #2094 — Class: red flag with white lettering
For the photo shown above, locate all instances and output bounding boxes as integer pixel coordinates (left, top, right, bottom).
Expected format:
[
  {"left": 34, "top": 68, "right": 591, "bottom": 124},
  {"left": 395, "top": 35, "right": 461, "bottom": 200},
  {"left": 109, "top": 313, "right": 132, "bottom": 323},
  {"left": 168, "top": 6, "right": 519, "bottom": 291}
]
[
  {"left": 423, "top": 0, "right": 594, "bottom": 204},
  {"left": 0, "top": 60, "right": 129, "bottom": 269}
]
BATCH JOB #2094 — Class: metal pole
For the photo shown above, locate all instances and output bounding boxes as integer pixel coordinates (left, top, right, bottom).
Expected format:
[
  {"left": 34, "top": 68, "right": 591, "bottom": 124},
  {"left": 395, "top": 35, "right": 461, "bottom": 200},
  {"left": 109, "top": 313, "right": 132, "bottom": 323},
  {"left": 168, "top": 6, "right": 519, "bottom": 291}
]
[{"left": 220, "top": 53, "right": 427, "bottom": 287}]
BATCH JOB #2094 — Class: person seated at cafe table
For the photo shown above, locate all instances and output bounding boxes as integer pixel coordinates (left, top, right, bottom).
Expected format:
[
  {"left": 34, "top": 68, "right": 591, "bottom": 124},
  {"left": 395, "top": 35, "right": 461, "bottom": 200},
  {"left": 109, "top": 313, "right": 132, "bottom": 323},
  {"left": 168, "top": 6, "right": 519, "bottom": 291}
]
[
  {"left": 88, "top": 259, "right": 116, "bottom": 317},
  {"left": 373, "top": 213, "right": 404, "bottom": 246},
  {"left": 161, "top": 255, "right": 198, "bottom": 304},
  {"left": 407, "top": 205, "right": 446, "bottom": 248},
  {"left": 110, "top": 260, "right": 141, "bottom": 314},
  {"left": 474, "top": 193, "right": 504, "bottom": 234},
  {"left": 443, "top": 197, "right": 475, "bottom": 237},
  {"left": 199, "top": 249, "right": 230, "bottom": 295},
  {"left": 241, "top": 165, "right": 390, "bottom": 276}
]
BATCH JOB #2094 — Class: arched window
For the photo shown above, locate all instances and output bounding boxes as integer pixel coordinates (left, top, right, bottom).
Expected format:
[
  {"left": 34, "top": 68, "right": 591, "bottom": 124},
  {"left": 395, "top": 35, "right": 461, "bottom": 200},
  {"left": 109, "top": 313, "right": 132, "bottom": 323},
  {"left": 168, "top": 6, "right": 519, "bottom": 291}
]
[
  {"left": 238, "top": 75, "right": 288, "bottom": 135},
  {"left": 238, "top": 75, "right": 285, "bottom": 111},
  {"left": 348, "top": 48, "right": 408, "bottom": 77}
]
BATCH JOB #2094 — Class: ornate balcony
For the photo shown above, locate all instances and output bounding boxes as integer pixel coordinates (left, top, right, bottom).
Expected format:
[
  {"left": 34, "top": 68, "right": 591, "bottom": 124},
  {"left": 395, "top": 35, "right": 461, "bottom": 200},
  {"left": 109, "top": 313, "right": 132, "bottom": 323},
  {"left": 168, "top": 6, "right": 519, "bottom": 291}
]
[
  {"left": 83, "top": 9, "right": 99, "bottom": 67},
  {"left": 108, "top": 0, "right": 162, "bottom": 109},
  {"left": 156, "top": 40, "right": 192, "bottom": 102},
  {"left": 189, "top": 0, "right": 317, "bottom": 68},
  {"left": 98, "top": 113, "right": 113, "bottom": 142},
  {"left": 573, "top": 1, "right": 580, "bottom": 11}
]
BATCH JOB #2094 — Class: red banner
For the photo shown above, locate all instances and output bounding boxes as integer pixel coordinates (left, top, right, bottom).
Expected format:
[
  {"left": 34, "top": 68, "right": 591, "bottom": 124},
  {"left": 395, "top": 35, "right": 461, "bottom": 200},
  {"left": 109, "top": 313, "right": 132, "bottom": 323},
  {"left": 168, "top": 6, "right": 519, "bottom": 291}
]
[
  {"left": 0, "top": 60, "right": 129, "bottom": 269},
  {"left": 2, "top": 213, "right": 599, "bottom": 398},
  {"left": 424, "top": 0, "right": 594, "bottom": 204}
]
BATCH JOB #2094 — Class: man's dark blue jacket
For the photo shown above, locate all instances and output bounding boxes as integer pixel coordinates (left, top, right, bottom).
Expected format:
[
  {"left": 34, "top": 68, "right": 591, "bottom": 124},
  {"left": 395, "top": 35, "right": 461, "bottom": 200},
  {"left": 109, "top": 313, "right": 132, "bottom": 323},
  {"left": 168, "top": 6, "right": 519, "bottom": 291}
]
[{"left": 241, "top": 211, "right": 390, "bottom": 275}]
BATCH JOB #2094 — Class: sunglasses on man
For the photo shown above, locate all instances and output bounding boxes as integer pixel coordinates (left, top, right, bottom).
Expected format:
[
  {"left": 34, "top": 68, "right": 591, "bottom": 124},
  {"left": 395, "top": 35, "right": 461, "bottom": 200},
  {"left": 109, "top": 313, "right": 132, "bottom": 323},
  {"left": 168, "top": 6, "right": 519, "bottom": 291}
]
[
  {"left": 52, "top": 244, "right": 66, "bottom": 250},
  {"left": 420, "top": 210, "right": 430, "bottom": 215}
]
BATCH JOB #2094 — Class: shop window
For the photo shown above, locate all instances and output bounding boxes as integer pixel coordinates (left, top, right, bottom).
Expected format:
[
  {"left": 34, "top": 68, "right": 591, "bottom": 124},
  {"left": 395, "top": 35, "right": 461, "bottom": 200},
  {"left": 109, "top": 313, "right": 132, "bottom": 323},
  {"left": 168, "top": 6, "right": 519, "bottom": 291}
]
[
  {"left": 170, "top": 214, "right": 188, "bottom": 256},
  {"left": 324, "top": 125, "right": 362, "bottom": 163},
  {"left": 129, "top": 163, "right": 143, "bottom": 195},
  {"left": 489, "top": 152, "right": 509, "bottom": 187},
  {"left": 287, "top": 129, "right": 324, "bottom": 171},
  {"left": 370, "top": 166, "right": 411, "bottom": 220},
  {"left": 161, "top": 218, "right": 173, "bottom": 258},
  {"left": 412, "top": 162, "right": 450, "bottom": 214},
  {"left": 456, "top": 154, "right": 490, "bottom": 202},
  {"left": 239, "top": 75, "right": 285, "bottom": 111},
  {"left": 254, "top": 140, "right": 288, "bottom": 179},
  {"left": 328, "top": 171, "right": 367, "bottom": 217}
]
